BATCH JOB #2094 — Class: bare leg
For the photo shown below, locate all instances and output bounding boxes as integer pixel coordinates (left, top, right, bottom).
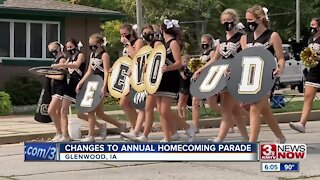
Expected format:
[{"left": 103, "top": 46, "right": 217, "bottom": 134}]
[
  {"left": 119, "top": 95, "right": 137, "bottom": 128},
  {"left": 60, "top": 99, "right": 72, "bottom": 138},
  {"left": 299, "top": 85, "right": 318, "bottom": 126},
  {"left": 143, "top": 94, "right": 156, "bottom": 137},
  {"left": 48, "top": 97, "right": 63, "bottom": 134}
]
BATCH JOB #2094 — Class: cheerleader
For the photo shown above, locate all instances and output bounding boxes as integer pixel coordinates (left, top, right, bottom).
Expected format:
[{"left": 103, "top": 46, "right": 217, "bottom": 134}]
[
  {"left": 194, "top": 9, "right": 248, "bottom": 142},
  {"left": 76, "top": 34, "right": 125, "bottom": 142},
  {"left": 134, "top": 24, "right": 165, "bottom": 142},
  {"left": 47, "top": 42, "right": 67, "bottom": 142},
  {"left": 52, "top": 39, "right": 108, "bottom": 141},
  {"left": 289, "top": 18, "right": 320, "bottom": 133},
  {"left": 178, "top": 54, "right": 192, "bottom": 119},
  {"left": 192, "top": 34, "right": 221, "bottom": 133},
  {"left": 119, "top": 23, "right": 144, "bottom": 131},
  {"left": 240, "top": 5, "right": 286, "bottom": 143},
  {"left": 154, "top": 19, "right": 195, "bottom": 142},
  {"left": 120, "top": 24, "right": 158, "bottom": 140}
]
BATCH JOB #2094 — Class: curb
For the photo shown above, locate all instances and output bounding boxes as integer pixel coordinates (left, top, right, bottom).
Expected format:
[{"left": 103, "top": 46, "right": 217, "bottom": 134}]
[{"left": 1, "top": 110, "right": 319, "bottom": 145}]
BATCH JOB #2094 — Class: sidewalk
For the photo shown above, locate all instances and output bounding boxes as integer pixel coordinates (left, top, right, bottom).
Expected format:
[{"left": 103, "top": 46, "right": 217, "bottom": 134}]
[{"left": 1, "top": 92, "right": 320, "bottom": 145}]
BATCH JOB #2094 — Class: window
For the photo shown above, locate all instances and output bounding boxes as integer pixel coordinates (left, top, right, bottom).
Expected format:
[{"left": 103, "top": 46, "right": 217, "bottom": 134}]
[
  {"left": 46, "top": 24, "right": 59, "bottom": 58},
  {"left": 0, "top": 19, "right": 60, "bottom": 60},
  {"left": 14, "top": 23, "right": 26, "bottom": 57},
  {"left": 30, "top": 23, "right": 42, "bottom": 58},
  {"left": 0, "top": 22, "right": 10, "bottom": 57}
]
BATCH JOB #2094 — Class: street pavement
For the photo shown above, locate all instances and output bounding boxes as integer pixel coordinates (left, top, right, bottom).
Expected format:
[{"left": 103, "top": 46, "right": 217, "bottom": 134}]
[{"left": 0, "top": 121, "right": 319, "bottom": 180}]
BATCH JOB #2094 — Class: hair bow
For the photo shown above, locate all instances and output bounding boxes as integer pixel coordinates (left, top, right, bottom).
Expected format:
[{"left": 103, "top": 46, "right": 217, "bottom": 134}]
[
  {"left": 103, "top": 37, "right": 108, "bottom": 46},
  {"left": 164, "top": 19, "right": 180, "bottom": 29},
  {"left": 237, "top": 22, "right": 245, "bottom": 30},
  {"left": 77, "top": 41, "right": 83, "bottom": 50},
  {"left": 59, "top": 43, "right": 64, "bottom": 52},
  {"left": 262, "top": 7, "right": 269, "bottom": 22}
]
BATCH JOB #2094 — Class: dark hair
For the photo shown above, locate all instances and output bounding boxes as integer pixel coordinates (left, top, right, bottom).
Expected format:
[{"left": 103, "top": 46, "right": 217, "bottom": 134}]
[
  {"left": 142, "top": 24, "right": 154, "bottom": 33},
  {"left": 312, "top": 18, "right": 320, "bottom": 26},
  {"left": 66, "top": 38, "right": 78, "bottom": 47},
  {"left": 121, "top": 23, "right": 138, "bottom": 40},
  {"left": 160, "top": 22, "right": 183, "bottom": 48}
]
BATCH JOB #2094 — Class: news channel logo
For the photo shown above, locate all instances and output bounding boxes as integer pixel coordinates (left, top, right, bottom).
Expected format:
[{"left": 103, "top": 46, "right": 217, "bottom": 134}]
[
  {"left": 24, "top": 142, "right": 57, "bottom": 161},
  {"left": 260, "top": 144, "right": 307, "bottom": 161}
]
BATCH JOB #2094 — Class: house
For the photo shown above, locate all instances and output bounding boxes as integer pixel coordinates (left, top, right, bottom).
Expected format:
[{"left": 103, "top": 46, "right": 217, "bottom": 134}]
[{"left": 0, "top": 0, "right": 124, "bottom": 88}]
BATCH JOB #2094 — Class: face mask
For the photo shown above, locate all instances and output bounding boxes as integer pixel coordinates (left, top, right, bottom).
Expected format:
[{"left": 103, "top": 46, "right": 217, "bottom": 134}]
[
  {"left": 143, "top": 33, "right": 154, "bottom": 42},
  {"left": 223, "top": 21, "right": 235, "bottom": 31},
  {"left": 68, "top": 48, "right": 77, "bottom": 55},
  {"left": 50, "top": 50, "right": 58, "bottom": 57},
  {"left": 125, "top": 34, "right": 131, "bottom": 40},
  {"left": 311, "top": 27, "right": 318, "bottom": 35},
  {"left": 89, "top": 45, "right": 98, "bottom": 52},
  {"left": 201, "top": 44, "right": 210, "bottom": 50},
  {"left": 247, "top": 21, "right": 259, "bottom": 32}
]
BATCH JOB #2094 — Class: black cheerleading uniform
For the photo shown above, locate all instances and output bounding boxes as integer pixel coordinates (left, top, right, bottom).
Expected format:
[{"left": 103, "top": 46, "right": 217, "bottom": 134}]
[
  {"left": 64, "top": 51, "right": 86, "bottom": 102},
  {"left": 90, "top": 49, "right": 106, "bottom": 78},
  {"left": 179, "top": 65, "right": 193, "bottom": 95},
  {"left": 51, "top": 56, "right": 67, "bottom": 99},
  {"left": 246, "top": 29, "right": 275, "bottom": 55},
  {"left": 201, "top": 48, "right": 214, "bottom": 63},
  {"left": 155, "top": 39, "right": 181, "bottom": 98},
  {"left": 219, "top": 32, "right": 243, "bottom": 59},
  {"left": 122, "top": 39, "right": 138, "bottom": 57},
  {"left": 305, "top": 36, "right": 320, "bottom": 88}
]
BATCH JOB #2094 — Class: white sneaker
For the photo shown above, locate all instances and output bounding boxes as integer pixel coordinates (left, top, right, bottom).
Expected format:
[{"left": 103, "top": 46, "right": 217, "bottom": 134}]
[
  {"left": 289, "top": 122, "right": 305, "bottom": 133},
  {"left": 160, "top": 139, "right": 169, "bottom": 142},
  {"left": 58, "top": 136, "right": 71, "bottom": 142},
  {"left": 99, "top": 123, "right": 107, "bottom": 140},
  {"left": 120, "top": 131, "right": 141, "bottom": 141},
  {"left": 276, "top": 136, "right": 286, "bottom": 144},
  {"left": 51, "top": 134, "right": 63, "bottom": 142},
  {"left": 81, "top": 135, "right": 95, "bottom": 142},
  {"left": 134, "top": 135, "right": 148, "bottom": 142},
  {"left": 171, "top": 132, "right": 181, "bottom": 141},
  {"left": 208, "top": 137, "right": 222, "bottom": 143},
  {"left": 118, "top": 123, "right": 127, "bottom": 133},
  {"left": 185, "top": 123, "right": 196, "bottom": 142}
]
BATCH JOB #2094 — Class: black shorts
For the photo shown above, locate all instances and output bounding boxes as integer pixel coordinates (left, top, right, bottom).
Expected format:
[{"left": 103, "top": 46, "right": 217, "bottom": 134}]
[
  {"left": 52, "top": 80, "right": 67, "bottom": 99},
  {"left": 64, "top": 77, "right": 80, "bottom": 103},
  {"left": 306, "top": 66, "right": 320, "bottom": 88}
]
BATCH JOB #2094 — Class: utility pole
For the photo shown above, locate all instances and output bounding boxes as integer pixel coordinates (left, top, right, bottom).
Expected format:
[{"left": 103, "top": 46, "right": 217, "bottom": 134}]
[
  {"left": 296, "top": 0, "right": 300, "bottom": 43},
  {"left": 136, "top": 0, "right": 143, "bottom": 37}
]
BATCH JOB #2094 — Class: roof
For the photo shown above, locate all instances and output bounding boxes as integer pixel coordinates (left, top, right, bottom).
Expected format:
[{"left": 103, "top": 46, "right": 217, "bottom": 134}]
[{"left": 0, "top": 0, "right": 124, "bottom": 20}]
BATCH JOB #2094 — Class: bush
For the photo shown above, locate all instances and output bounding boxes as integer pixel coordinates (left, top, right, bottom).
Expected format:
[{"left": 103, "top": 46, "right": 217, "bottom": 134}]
[
  {"left": 4, "top": 75, "right": 42, "bottom": 106},
  {"left": 0, "top": 91, "right": 12, "bottom": 115}
]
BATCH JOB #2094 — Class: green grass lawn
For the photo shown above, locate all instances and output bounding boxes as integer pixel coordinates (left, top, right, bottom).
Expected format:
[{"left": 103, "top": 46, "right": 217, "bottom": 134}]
[{"left": 9, "top": 101, "right": 320, "bottom": 122}]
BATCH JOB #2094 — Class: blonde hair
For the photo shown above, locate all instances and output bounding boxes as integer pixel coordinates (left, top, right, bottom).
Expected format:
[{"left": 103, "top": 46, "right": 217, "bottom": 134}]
[
  {"left": 201, "top": 34, "right": 214, "bottom": 46},
  {"left": 48, "top": 41, "right": 62, "bottom": 51},
  {"left": 247, "top": 5, "right": 269, "bottom": 28},
  {"left": 221, "top": 8, "right": 240, "bottom": 24},
  {"left": 89, "top": 33, "right": 104, "bottom": 44}
]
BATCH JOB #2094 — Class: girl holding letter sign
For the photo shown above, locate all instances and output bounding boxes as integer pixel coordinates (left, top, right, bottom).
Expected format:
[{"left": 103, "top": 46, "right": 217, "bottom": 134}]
[
  {"left": 76, "top": 34, "right": 124, "bottom": 142},
  {"left": 194, "top": 9, "right": 248, "bottom": 142},
  {"left": 240, "top": 5, "right": 286, "bottom": 143}
]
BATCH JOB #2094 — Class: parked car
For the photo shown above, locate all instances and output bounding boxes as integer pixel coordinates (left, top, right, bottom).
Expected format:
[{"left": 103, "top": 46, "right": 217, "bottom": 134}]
[{"left": 277, "top": 44, "right": 307, "bottom": 93}]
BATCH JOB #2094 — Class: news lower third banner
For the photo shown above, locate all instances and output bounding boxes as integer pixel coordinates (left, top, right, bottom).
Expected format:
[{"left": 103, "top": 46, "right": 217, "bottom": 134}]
[{"left": 24, "top": 142, "right": 258, "bottom": 161}]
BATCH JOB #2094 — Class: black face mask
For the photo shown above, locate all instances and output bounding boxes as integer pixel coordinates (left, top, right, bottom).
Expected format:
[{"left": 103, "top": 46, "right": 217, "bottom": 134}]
[
  {"left": 143, "top": 33, "right": 154, "bottom": 42},
  {"left": 311, "top": 27, "right": 318, "bottom": 35},
  {"left": 201, "top": 44, "right": 210, "bottom": 50},
  {"left": 125, "top": 34, "right": 131, "bottom": 41},
  {"left": 89, "top": 45, "right": 98, "bottom": 52},
  {"left": 68, "top": 48, "right": 77, "bottom": 55},
  {"left": 50, "top": 50, "right": 58, "bottom": 58},
  {"left": 223, "top": 21, "right": 235, "bottom": 31},
  {"left": 247, "top": 21, "right": 259, "bottom": 32}
]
